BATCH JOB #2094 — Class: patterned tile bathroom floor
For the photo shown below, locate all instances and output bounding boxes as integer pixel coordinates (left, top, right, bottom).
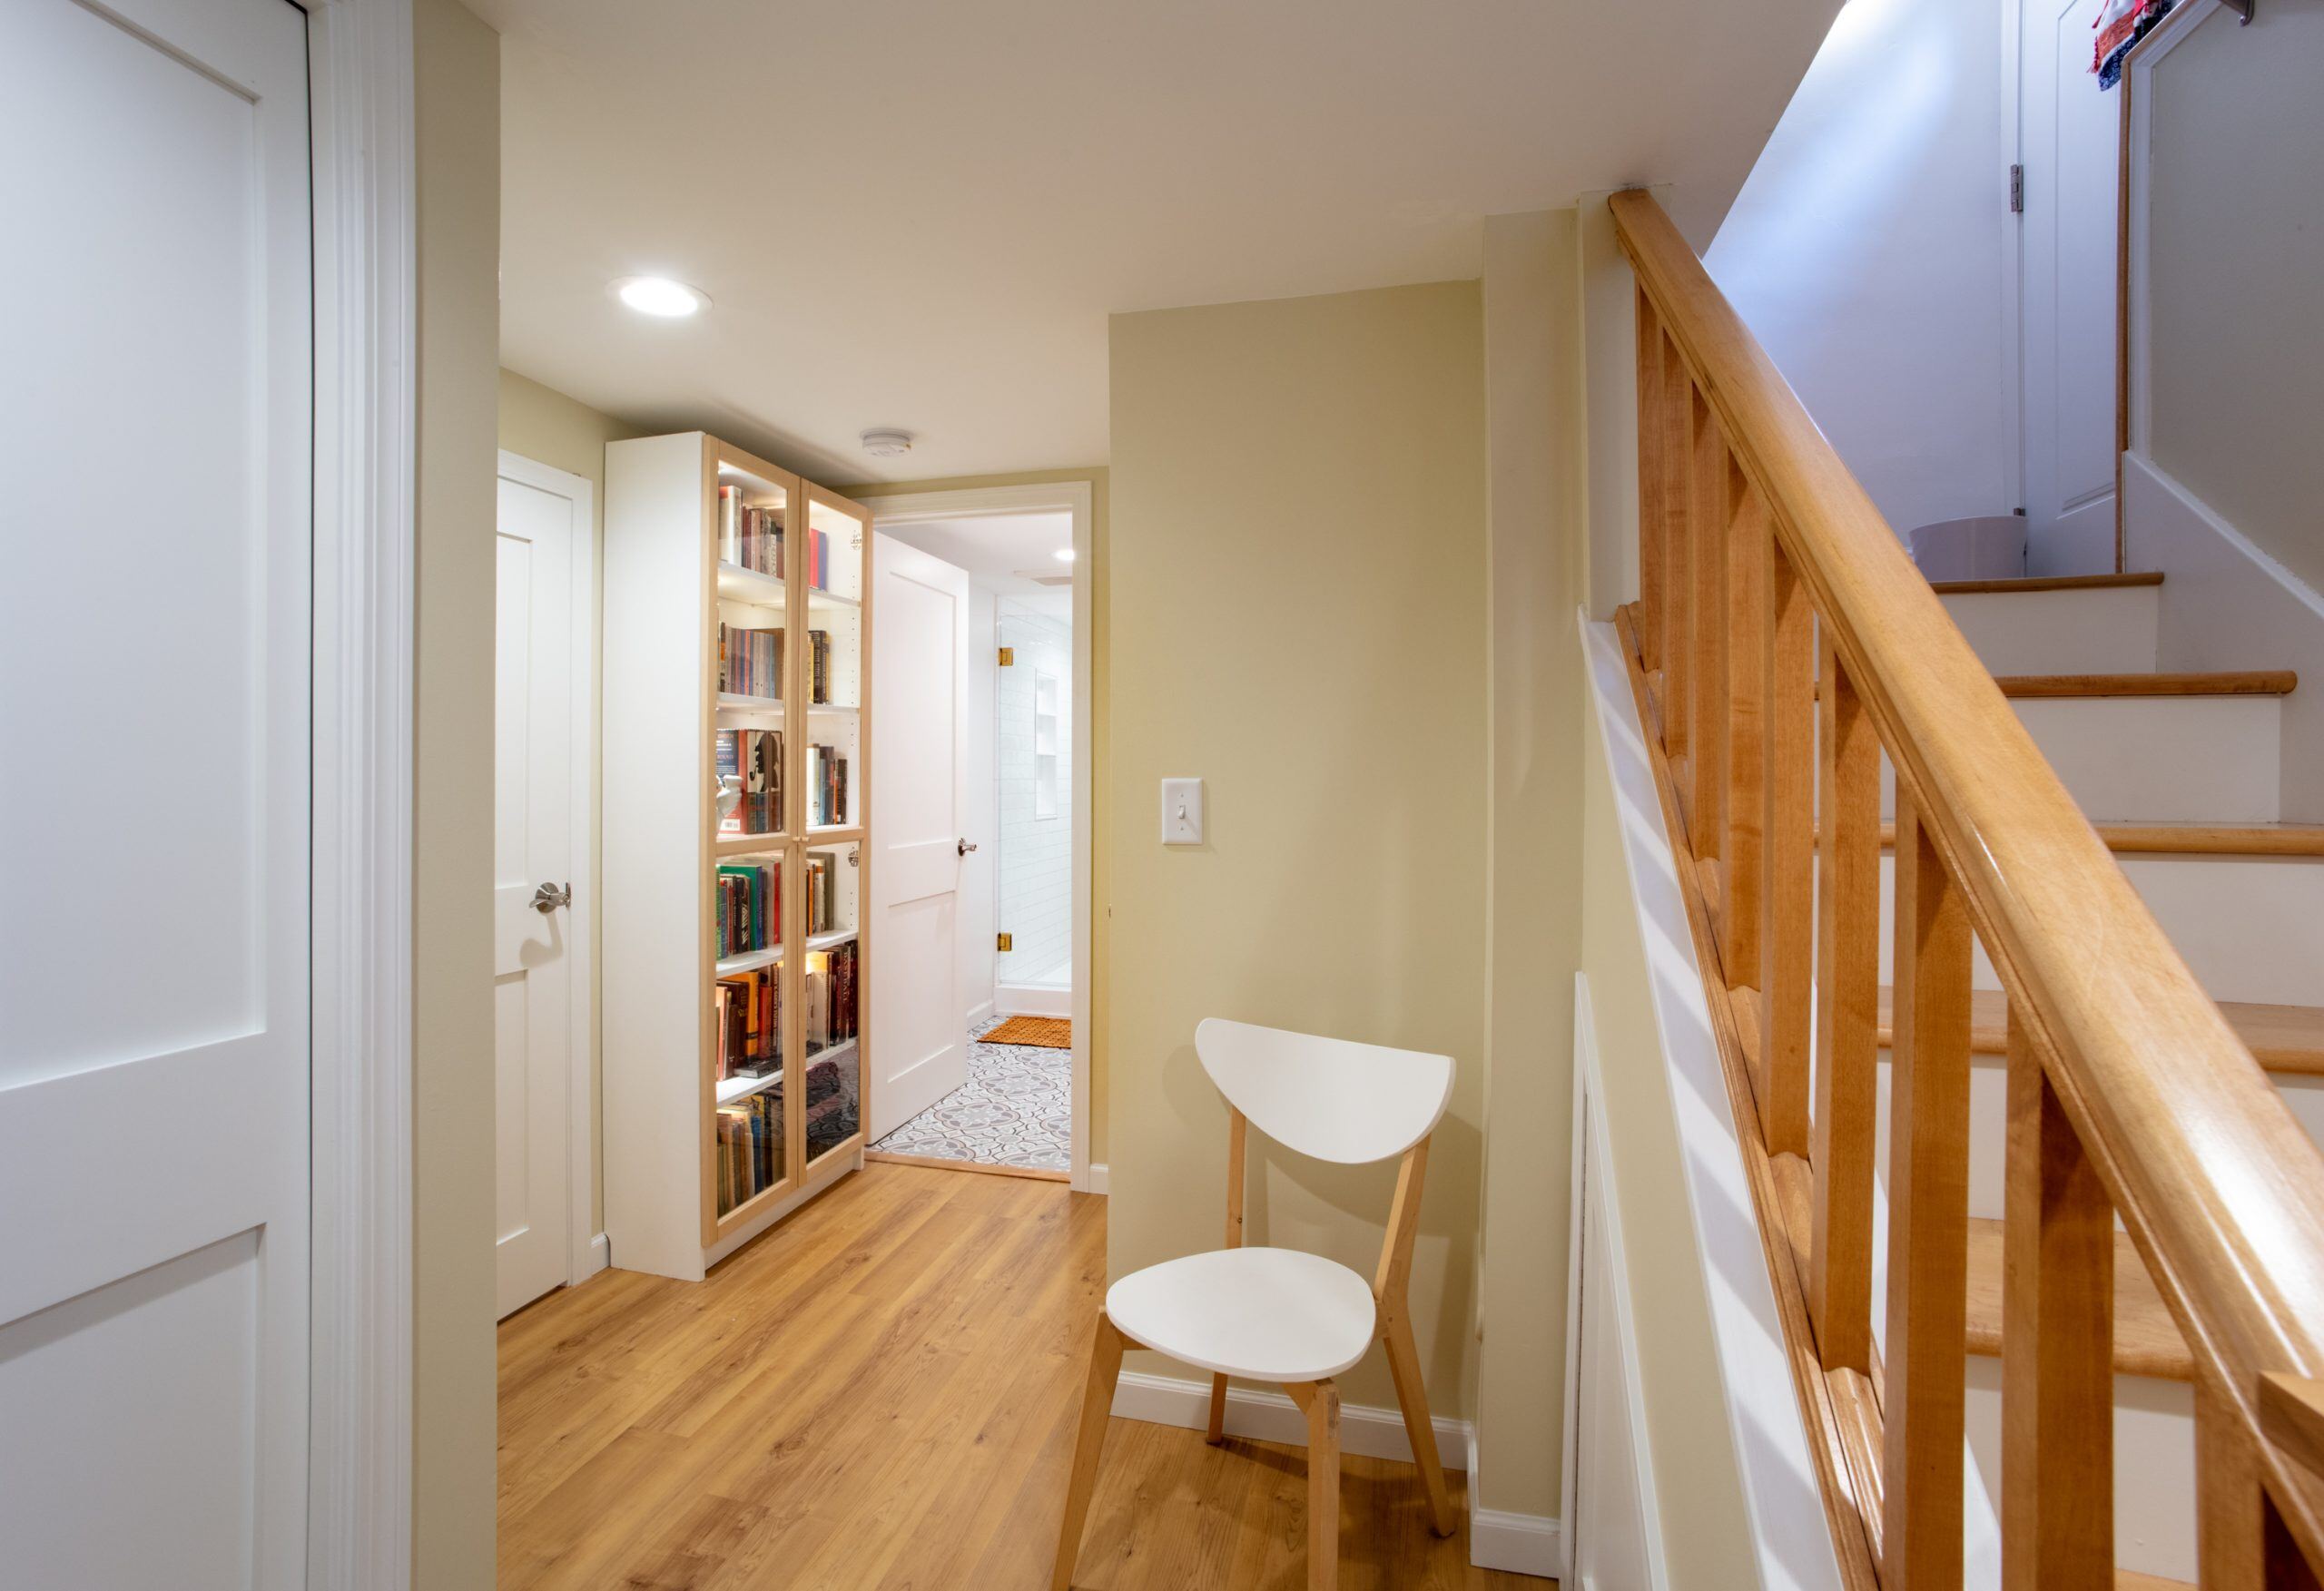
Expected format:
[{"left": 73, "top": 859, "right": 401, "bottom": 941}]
[{"left": 869, "top": 1014, "right": 1070, "bottom": 1171}]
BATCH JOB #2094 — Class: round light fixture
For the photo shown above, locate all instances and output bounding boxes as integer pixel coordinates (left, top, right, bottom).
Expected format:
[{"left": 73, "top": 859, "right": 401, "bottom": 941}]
[
  {"left": 861, "top": 428, "right": 915, "bottom": 457},
  {"left": 611, "top": 276, "right": 708, "bottom": 318},
  {"left": 1053, "top": 547, "right": 1077, "bottom": 563}
]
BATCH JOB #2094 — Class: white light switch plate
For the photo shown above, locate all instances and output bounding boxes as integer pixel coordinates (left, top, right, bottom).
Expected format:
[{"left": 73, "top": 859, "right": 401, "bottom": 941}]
[{"left": 1161, "top": 778, "right": 1203, "bottom": 845}]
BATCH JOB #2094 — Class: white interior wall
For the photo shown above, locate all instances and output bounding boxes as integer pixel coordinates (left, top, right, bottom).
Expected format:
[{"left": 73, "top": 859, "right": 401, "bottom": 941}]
[
  {"left": 1705, "top": 0, "right": 2015, "bottom": 540},
  {"left": 962, "top": 585, "right": 999, "bottom": 1021},
  {"left": 997, "top": 603, "right": 1073, "bottom": 991}
]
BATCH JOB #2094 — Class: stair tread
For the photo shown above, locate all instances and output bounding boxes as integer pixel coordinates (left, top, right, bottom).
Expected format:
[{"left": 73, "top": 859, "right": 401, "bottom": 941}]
[
  {"left": 1877, "top": 986, "right": 2324, "bottom": 1075},
  {"left": 1995, "top": 669, "right": 2295, "bottom": 697},
  {"left": 2117, "top": 1575, "right": 2193, "bottom": 1590},
  {"left": 1876, "top": 820, "right": 2324, "bottom": 857},
  {"left": 1931, "top": 570, "right": 2166, "bottom": 595},
  {"left": 1966, "top": 1217, "right": 2193, "bottom": 1382}
]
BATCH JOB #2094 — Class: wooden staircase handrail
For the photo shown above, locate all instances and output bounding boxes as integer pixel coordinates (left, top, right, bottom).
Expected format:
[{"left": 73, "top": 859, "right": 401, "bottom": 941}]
[{"left": 1609, "top": 185, "right": 2324, "bottom": 1568}]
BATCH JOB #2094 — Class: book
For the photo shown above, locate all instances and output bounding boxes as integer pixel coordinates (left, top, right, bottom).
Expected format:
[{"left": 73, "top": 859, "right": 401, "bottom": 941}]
[
  {"left": 715, "top": 728, "right": 783, "bottom": 834},
  {"left": 715, "top": 859, "right": 781, "bottom": 957},
  {"left": 718, "top": 485, "right": 786, "bottom": 577},
  {"left": 718, "top": 624, "right": 784, "bottom": 701}
]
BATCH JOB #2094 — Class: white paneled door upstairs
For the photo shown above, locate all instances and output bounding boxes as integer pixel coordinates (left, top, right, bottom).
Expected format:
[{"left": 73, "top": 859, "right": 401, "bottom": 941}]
[
  {"left": 868, "top": 535, "right": 971, "bottom": 1140},
  {"left": 0, "top": 1, "right": 313, "bottom": 1587},
  {"left": 2021, "top": 0, "right": 2123, "bottom": 575}
]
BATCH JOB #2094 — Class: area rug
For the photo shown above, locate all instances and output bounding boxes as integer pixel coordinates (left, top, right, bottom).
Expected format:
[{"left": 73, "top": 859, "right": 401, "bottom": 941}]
[
  {"left": 982, "top": 1015, "right": 1071, "bottom": 1049},
  {"left": 869, "top": 1015, "right": 1070, "bottom": 1171}
]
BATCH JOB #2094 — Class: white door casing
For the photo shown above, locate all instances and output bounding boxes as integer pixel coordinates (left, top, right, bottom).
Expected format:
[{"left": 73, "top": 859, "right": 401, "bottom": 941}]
[
  {"left": 2021, "top": 0, "right": 2124, "bottom": 575},
  {"left": 494, "top": 455, "right": 595, "bottom": 1317},
  {"left": 0, "top": 0, "right": 313, "bottom": 1585},
  {"left": 868, "top": 535, "right": 971, "bottom": 1140}
]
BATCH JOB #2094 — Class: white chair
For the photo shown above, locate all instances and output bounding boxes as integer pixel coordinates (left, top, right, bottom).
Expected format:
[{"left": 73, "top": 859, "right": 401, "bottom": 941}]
[{"left": 1050, "top": 1018, "right": 1459, "bottom": 1591}]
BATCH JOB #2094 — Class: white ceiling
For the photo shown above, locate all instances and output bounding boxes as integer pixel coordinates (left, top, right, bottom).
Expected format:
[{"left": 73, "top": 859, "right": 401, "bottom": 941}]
[
  {"left": 482, "top": 0, "right": 1834, "bottom": 485},
  {"left": 878, "top": 511, "right": 1076, "bottom": 614}
]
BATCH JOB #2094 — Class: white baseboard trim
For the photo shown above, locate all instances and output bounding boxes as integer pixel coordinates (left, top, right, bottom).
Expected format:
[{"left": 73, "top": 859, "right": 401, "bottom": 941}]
[
  {"left": 1470, "top": 1508, "right": 1563, "bottom": 1578},
  {"left": 1110, "top": 1370, "right": 1469, "bottom": 1469},
  {"left": 966, "top": 997, "right": 996, "bottom": 1026},
  {"left": 996, "top": 983, "right": 1071, "bottom": 1018},
  {"left": 583, "top": 1232, "right": 609, "bottom": 1280},
  {"left": 1085, "top": 1162, "right": 1108, "bottom": 1194}
]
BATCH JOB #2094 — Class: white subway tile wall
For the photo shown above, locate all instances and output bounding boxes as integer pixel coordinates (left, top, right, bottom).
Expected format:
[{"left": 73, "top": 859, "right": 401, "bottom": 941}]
[{"left": 996, "top": 604, "right": 1071, "bottom": 989}]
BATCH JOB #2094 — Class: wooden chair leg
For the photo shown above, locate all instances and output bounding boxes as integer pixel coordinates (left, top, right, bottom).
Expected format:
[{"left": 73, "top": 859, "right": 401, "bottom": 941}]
[
  {"left": 1051, "top": 1311, "right": 1127, "bottom": 1591},
  {"left": 1382, "top": 1311, "right": 1456, "bottom": 1536},
  {"left": 1285, "top": 1380, "right": 1342, "bottom": 1591},
  {"left": 1206, "top": 1372, "right": 1229, "bottom": 1444}
]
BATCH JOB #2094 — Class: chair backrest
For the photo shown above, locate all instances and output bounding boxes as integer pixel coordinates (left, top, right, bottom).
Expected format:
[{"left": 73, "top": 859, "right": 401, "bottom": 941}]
[{"left": 1194, "top": 1018, "right": 1454, "bottom": 1166}]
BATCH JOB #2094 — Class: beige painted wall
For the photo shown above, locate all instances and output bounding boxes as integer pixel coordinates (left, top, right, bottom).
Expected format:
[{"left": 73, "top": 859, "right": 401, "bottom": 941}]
[
  {"left": 412, "top": 0, "right": 499, "bottom": 1583},
  {"left": 839, "top": 468, "right": 1113, "bottom": 1164},
  {"left": 2145, "top": 0, "right": 2324, "bottom": 591},
  {"left": 497, "top": 369, "right": 645, "bottom": 1231},
  {"left": 1472, "top": 210, "right": 1589, "bottom": 1517},
  {"left": 1106, "top": 283, "right": 1488, "bottom": 1414},
  {"left": 1579, "top": 655, "right": 1759, "bottom": 1588}
]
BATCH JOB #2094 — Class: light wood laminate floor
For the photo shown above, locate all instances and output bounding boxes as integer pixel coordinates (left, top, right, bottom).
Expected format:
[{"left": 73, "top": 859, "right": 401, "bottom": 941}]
[{"left": 499, "top": 1161, "right": 1544, "bottom": 1589}]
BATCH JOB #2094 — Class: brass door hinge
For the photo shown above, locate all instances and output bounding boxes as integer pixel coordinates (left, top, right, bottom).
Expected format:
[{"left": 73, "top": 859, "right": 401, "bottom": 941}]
[
  {"left": 996, "top": 931, "right": 1013, "bottom": 952},
  {"left": 998, "top": 646, "right": 1015, "bottom": 666}
]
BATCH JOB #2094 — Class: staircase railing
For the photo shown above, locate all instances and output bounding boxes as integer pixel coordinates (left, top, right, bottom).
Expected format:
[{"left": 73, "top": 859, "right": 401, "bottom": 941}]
[{"left": 1607, "top": 186, "right": 2324, "bottom": 1588}]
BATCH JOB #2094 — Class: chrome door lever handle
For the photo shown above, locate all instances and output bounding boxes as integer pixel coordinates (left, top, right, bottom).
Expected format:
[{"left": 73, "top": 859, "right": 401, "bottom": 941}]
[
  {"left": 957, "top": 839, "right": 979, "bottom": 856},
  {"left": 531, "top": 881, "right": 573, "bottom": 913}
]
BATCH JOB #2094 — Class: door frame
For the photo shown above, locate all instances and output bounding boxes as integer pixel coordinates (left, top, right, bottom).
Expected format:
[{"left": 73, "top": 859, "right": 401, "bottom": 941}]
[
  {"left": 497, "top": 448, "right": 604, "bottom": 1292},
  {"left": 306, "top": 0, "right": 419, "bottom": 1583},
  {"left": 862, "top": 481, "right": 1097, "bottom": 1193}
]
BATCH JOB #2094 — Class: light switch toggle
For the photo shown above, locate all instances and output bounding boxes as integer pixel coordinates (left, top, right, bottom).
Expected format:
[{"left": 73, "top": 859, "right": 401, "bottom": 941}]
[{"left": 1161, "top": 778, "right": 1204, "bottom": 845}]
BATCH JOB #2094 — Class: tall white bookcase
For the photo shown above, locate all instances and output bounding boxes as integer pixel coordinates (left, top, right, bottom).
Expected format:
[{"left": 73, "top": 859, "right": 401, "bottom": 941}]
[{"left": 603, "top": 431, "right": 873, "bottom": 1281}]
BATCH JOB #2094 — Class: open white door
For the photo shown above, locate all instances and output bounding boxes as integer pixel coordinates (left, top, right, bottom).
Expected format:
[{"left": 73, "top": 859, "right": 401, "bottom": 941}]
[
  {"left": 495, "top": 457, "right": 588, "bottom": 1318},
  {"left": 2021, "top": 0, "right": 2123, "bottom": 574},
  {"left": 868, "top": 535, "right": 971, "bottom": 1141},
  {"left": 0, "top": 0, "right": 314, "bottom": 1584}
]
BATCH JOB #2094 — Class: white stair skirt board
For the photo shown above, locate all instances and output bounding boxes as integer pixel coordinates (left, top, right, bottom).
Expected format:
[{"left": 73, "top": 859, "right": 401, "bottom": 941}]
[
  {"left": 1877, "top": 852, "right": 2324, "bottom": 1007},
  {"left": 2126, "top": 451, "right": 2324, "bottom": 823},
  {"left": 1469, "top": 1508, "right": 1562, "bottom": 1579},
  {"left": 1109, "top": 1370, "right": 1469, "bottom": 1469},
  {"left": 1878, "top": 694, "right": 2282, "bottom": 824},
  {"left": 1938, "top": 584, "right": 2162, "bottom": 677},
  {"left": 995, "top": 982, "right": 1069, "bottom": 1018}
]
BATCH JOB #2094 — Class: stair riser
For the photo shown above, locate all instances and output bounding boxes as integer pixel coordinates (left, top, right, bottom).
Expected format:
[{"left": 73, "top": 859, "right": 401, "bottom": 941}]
[
  {"left": 1939, "top": 584, "right": 2162, "bottom": 677},
  {"left": 1877, "top": 852, "right": 2324, "bottom": 1007},
  {"left": 1880, "top": 695, "right": 2283, "bottom": 824}
]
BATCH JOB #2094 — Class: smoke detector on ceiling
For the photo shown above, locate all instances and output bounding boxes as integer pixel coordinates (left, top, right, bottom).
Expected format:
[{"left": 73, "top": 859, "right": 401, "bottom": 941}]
[{"left": 860, "top": 427, "right": 915, "bottom": 457}]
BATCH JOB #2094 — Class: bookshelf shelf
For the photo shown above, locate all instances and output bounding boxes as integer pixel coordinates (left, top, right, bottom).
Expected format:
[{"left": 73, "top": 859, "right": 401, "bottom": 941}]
[
  {"left": 715, "top": 1068, "right": 784, "bottom": 1106},
  {"left": 715, "top": 944, "right": 784, "bottom": 977},
  {"left": 605, "top": 432, "right": 875, "bottom": 1281}
]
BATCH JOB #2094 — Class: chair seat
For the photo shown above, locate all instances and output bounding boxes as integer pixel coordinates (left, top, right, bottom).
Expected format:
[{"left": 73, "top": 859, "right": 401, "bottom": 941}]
[{"left": 1105, "top": 1247, "right": 1378, "bottom": 1383}]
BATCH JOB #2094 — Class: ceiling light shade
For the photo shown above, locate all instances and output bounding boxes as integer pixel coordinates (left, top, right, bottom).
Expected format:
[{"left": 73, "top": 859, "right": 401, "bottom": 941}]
[
  {"left": 612, "top": 276, "right": 708, "bottom": 318},
  {"left": 861, "top": 428, "right": 915, "bottom": 457},
  {"left": 1053, "top": 547, "right": 1077, "bottom": 563}
]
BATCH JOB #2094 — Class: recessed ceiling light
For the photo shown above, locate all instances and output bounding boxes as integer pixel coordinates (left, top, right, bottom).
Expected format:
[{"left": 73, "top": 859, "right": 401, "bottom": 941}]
[
  {"left": 612, "top": 276, "right": 708, "bottom": 318},
  {"left": 1053, "top": 547, "right": 1077, "bottom": 563},
  {"left": 861, "top": 428, "right": 915, "bottom": 457}
]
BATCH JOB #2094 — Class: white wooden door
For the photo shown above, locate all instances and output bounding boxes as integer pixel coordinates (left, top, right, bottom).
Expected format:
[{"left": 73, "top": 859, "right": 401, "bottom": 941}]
[
  {"left": 2022, "top": 0, "right": 2123, "bottom": 575},
  {"left": 495, "top": 458, "right": 586, "bottom": 1317},
  {"left": 0, "top": 0, "right": 312, "bottom": 1584},
  {"left": 868, "top": 535, "right": 971, "bottom": 1140}
]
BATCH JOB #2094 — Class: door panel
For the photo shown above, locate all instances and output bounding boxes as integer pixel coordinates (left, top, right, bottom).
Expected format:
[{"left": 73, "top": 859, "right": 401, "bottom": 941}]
[
  {"left": 2022, "top": 0, "right": 2122, "bottom": 574},
  {"left": 868, "top": 536, "right": 970, "bottom": 1139},
  {"left": 0, "top": 0, "right": 311, "bottom": 1583},
  {"left": 495, "top": 467, "right": 579, "bottom": 1317}
]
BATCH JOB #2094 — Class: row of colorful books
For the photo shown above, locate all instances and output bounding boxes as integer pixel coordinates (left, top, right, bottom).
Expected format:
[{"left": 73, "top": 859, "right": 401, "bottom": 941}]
[
  {"left": 806, "top": 628, "right": 837, "bottom": 704},
  {"left": 715, "top": 859, "right": 779, "bottom": 958},
  {"left": 714, "top": 964, "right": 782, "bottom": 1081},
  {"left": 714, "top": 1090, "right": 783, "bottom": 1214},
  {"left": 717, "top": 485, "right": 784, "bottom": 577},
  {"left": 715, "top": 728, "right": 782, "bottom": 835},
  {"left": 803, "top": 940, "right": 860, "bottom": 1050},
  {"left": 803, "top": 852, "right": 844, "bottom": 936},
  {"left": 719, "top": 623, "right": 783, "bottom": 702},
  {"left": 807, "top": 744, "right": 850, "bottom": 829}
]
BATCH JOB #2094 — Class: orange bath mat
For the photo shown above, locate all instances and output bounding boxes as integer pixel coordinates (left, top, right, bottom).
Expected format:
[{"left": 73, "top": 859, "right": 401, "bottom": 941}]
[{"left": 985, "top": 1016, "right": 1071, "bottom": 1049}]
